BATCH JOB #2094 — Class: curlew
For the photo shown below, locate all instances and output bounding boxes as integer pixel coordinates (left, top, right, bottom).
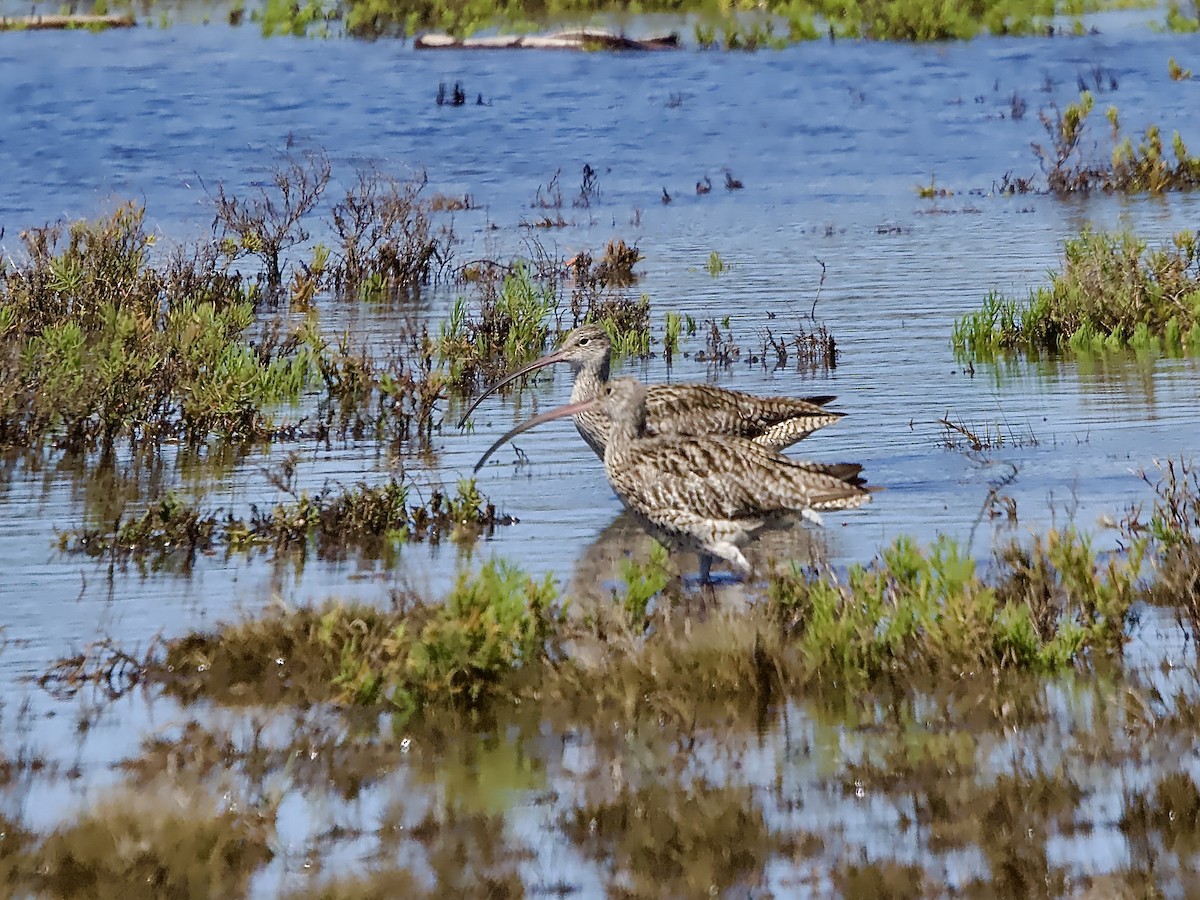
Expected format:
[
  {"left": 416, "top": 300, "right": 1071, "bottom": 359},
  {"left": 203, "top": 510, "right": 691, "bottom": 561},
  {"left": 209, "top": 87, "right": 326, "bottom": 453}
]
[
  {"left": 661, "top": 186, "right": 672, "bottom": 205},
  {"left": 696, "top": 175, "right": 712, "bottom": 195},
  {"left": 724, "top": 170, "right": 744, "bottom": 190},
  {"left": 478, "top": 379, "right": 872, "bottom": 582},
  {"left": 460, "top": 324, "right": 844, "bottom": 464}
]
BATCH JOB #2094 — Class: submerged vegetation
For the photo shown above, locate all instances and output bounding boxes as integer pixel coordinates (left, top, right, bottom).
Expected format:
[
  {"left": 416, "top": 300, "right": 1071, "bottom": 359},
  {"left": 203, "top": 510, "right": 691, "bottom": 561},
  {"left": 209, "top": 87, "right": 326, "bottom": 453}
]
[
  {"left": 57, "top": 474, "right": 504, "bottom": 565},
  {"left": 953, "top": 228, "right": 1200, "bottom": 357},
  {"left": 1, "top": 793, "right": 274, "bottom": 899}
]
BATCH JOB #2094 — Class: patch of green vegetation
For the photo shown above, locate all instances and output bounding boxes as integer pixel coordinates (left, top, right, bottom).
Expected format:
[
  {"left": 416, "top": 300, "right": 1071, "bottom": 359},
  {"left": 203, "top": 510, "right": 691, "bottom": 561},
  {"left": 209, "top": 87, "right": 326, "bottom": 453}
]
[
  {"left": 614, "top": 543, "right": 672, "bottom": 631},
  {"left": 1165, "top": 0, "right": 1200, "bottom": 31},
  {"left": 705, "top": 250, "right": 726, "bottom": 276},
  {"left": 58, "top": 476, "right": 503, "bottom": 565},
  {"left": 158, "top": 559, "right": 559, "bottom": 715},
  {"left": 437, "top": 262, "right": 557, "bottom": 390},
  {"left": 0, "top": 204, "right": 317, "bottom": 450},
  {"left": 135, "top": 516, "right": 1153, "bottom": 725},
  {"left": 952, "top": 229, "right": 1200, "bottom": 357},
  {"left": 694, "top": 14, "right": 790, "bottom": 50},
  {"left": 0, "top": 161, "right": 457, "bottom": 455},
  {"left": 565, "top": 238, "right": 651, "bottom": 358},
  {"left": 594, "top": 292, "right": 652, "bottom": 358},
  {"left": 663, "top": 310, "right": 684, "bottom": 360},
  {"left": 770, "top": 529, "right": 1139, "bottom": 684},
  {"left": 1032, "top": 91, "right": 1200, "bottom": 194},
  {"left": 259, "top": 0, "right": 336, "bottom": 35}
]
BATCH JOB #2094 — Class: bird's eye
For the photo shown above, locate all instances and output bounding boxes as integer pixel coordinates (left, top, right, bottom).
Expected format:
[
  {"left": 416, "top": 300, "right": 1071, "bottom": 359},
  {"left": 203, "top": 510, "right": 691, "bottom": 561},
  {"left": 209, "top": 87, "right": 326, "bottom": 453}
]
[{"left": 579, "top": 337, "right": 590, "bottom": 346}]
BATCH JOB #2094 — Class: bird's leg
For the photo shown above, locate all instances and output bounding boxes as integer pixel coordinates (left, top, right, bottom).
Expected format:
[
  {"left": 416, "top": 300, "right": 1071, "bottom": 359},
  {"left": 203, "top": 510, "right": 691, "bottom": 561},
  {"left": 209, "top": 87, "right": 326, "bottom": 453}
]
[{"left": 699, "top": 553, "right": 714, "bottom": 585}]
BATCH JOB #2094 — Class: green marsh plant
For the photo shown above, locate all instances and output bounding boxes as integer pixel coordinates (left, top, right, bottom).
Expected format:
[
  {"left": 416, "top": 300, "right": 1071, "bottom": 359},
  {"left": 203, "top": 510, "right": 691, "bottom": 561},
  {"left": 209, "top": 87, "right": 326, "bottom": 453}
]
[
  {"left": 769, "top": 529, "right": 1140, "bottom": 684},
  {"left": 1165, "top": 0, "right": 1200, "bottom": 31},
  {"left": 953, "top": 229, "right": 1200, "bottom": 357},
  {"left": 1033, "top": 91, "right": 1200, "bottom": 194},
  {"left": 436, "top": 262, "right": 557, "bottom": 390},
  {"left": 158, "top": 559, "right": 559, "bottom": 715}
]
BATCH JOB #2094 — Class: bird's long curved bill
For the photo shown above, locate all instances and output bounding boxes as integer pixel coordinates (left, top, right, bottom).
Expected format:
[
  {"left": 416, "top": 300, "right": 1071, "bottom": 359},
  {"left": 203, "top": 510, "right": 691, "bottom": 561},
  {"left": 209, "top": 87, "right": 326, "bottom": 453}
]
[
  {"left": 473, "top": 398, "right": 596, "bottom": 473},
  {"left": 456, "top": 347, "right": 572, "bottom": 430}
]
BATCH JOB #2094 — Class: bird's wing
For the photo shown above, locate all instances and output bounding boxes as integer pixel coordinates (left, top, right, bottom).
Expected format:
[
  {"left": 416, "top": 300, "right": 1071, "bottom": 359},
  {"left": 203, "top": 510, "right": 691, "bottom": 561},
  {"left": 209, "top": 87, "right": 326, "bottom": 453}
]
[
  {"left": 644, "top": 385, "right": 843, "bottom": 446},
  {"left": 610, "top": 437, "right": 862, "bottom": 521}
]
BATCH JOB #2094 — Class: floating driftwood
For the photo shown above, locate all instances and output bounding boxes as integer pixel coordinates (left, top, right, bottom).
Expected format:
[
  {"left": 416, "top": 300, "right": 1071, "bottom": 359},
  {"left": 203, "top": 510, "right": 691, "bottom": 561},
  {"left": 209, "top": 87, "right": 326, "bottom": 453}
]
[
  {"left": 415, "top": 28, "right": 679, "bottom": 51},
  {"left": 0, "top": 13, "right": 135, "bottom": 30}
]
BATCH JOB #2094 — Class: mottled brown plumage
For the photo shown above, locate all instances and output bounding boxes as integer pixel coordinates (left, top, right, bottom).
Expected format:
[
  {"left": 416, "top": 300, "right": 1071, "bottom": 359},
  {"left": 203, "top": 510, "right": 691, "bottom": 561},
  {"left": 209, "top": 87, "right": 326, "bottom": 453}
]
[
  {"left": 478, "top": 379, "right": 873, "bottom": 582},
  {"left": 460, "top": 324, "right": 843, "bottom": 463}
]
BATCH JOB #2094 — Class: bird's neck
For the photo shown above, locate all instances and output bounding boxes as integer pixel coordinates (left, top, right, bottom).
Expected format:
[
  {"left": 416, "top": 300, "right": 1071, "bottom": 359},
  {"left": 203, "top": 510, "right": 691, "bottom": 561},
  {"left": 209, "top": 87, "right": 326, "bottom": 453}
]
[
  {"left": 571, "top": 355, "right": 609, "bottom": 403},
  {"left": 603, "top": 401, "right": 646, "bottom": 468}
]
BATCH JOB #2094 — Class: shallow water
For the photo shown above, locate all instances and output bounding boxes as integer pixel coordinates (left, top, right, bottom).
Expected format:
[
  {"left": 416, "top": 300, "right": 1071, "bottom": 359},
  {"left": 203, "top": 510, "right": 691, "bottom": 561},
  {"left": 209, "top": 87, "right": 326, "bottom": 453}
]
[{"left": 3, "top": 13, "right": 1200, "bottom": 893}]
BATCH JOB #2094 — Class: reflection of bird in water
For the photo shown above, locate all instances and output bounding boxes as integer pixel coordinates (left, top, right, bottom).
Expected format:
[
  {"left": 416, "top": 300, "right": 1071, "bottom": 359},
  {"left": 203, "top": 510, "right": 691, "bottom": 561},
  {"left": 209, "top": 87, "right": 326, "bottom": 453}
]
[
  {"left": 436, "top": 82, "right": 447, "bottom": 105},
  {"left": 696, "top": 175, "right": 712, "bottom": 194},
  {"left": 452, "top": 82, "right": 467, "bottom": 106},
  {"left": 483, "top": 379, "right": 871, "bottom": 583},
  {"left": 661, "top": 186, "right": 672, "bottom": 204},
  {"left": 462, "top": 324, "right": 842, "bottom": 466},
  {"left": 724, "top": 170, "right": 743, "bottom": 190},
  {"left": 569, "top": 509, "right": 832, "bottom": 599}
]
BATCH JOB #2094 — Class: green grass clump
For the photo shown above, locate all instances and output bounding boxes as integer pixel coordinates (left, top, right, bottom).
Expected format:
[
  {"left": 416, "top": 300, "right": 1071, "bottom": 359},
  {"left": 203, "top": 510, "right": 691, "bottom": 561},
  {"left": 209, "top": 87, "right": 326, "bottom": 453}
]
[
  {"left": 769, "top": 529, "right": 1139, "bottom": 683},
  {"left": 14, "top": 297, "right": 316, "bottom": 447},
  {"left": 1166, "top": 0, "right": 1200, "bottom": 31},
  {"left": 1032, "top": 91, "right": 1200, "bottom": 194},
  {"left": 953, "top": 229, "right": 1200, "bottom": 357},
  {"left": 437, "top": 263, "right": 556, "bottom": 390},
  {"left": 615, "top": 543, "right": 671, "bottom": 630},
  {"left": 160, "top": 559, "right": 559, "bottom": 715},
  {"left": 0, "top": 197, "right": 453, "bottom": 453},
  {"left": 403, "top": 559, "right": 559, "bottom": 709},
  {"left": 593, "top": 292, "right": 652, "bottom": 358}
]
